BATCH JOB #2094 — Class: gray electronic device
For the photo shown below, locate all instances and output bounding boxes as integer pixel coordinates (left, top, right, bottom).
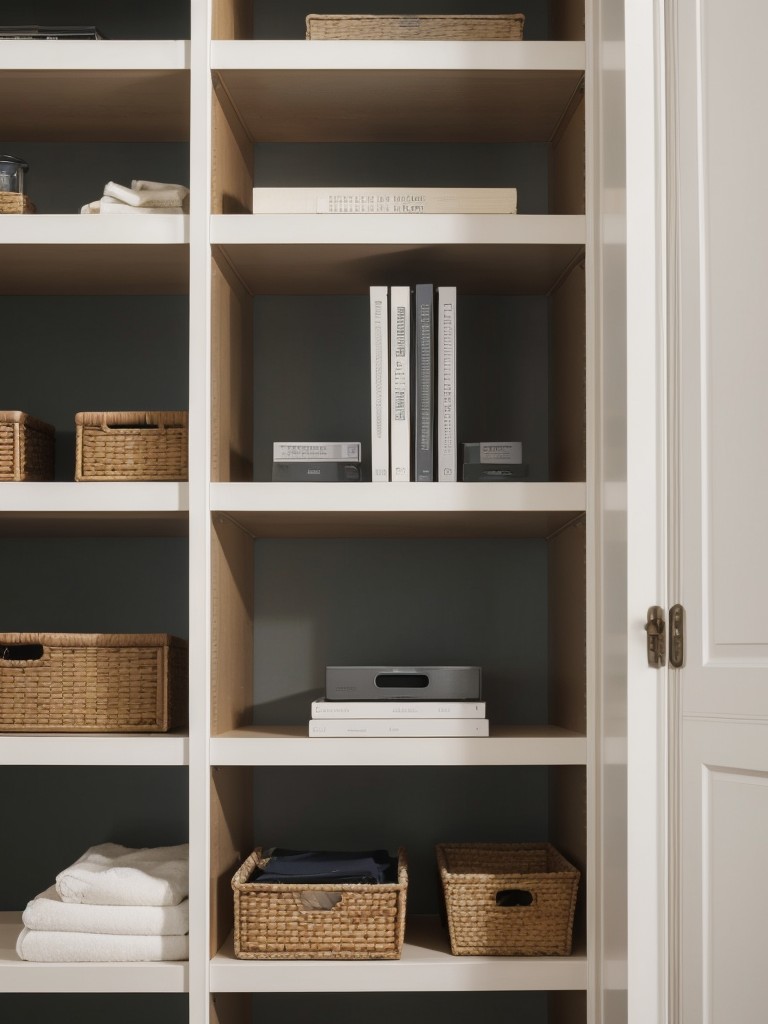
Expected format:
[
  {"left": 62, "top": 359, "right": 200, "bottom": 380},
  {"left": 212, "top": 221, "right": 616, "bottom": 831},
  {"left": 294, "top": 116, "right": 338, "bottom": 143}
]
[{"left": 325, "top": 665, "right": 482, "bottom": 701}]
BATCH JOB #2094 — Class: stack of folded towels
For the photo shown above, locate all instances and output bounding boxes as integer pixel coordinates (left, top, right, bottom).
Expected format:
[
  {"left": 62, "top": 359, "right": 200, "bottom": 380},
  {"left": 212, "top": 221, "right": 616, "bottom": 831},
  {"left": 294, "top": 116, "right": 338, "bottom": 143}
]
[
  {"left": 16, "top": 842, "right": 189, "bottom": 962},
  {"left": 80, "top": 180, "right": 189, "bottom": 215}
]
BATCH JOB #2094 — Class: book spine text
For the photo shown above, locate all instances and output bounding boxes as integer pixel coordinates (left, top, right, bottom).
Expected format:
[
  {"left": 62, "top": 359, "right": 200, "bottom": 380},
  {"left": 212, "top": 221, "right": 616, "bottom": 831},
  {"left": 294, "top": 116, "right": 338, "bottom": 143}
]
[
  {"left": 437, "top": 286, "right": 457, "bottom": 481},
  {"left": 390, "top": 286, "right": 411, "bottom": 481},
  {"left": 370, "top": 286, "right": 390, "bottom": 481}
]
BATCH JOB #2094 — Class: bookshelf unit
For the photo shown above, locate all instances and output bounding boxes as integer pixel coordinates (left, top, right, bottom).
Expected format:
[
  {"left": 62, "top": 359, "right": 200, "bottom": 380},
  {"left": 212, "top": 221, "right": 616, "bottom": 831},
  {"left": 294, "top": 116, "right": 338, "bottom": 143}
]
[
  {"left": 208, "top": 3, "right": 593, "bottom": 1024},
  {"left": 0, "top": 4, "right": 194, "bottom": 1019},
  {"left": 0, "top": 1, "right": 627, "bottom": 1024}
]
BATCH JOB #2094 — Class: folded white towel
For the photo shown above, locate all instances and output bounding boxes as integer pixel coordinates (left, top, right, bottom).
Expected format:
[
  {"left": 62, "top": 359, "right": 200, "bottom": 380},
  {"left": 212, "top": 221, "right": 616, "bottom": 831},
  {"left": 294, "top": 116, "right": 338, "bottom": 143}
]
[
  {"left": 56, "top": 843, "right": 189, "bottom": 907},
  {"left": 103, "top": 181, "right": 186, "bottom": 208},
  {"left": 16, "top": 926, "right": 188, "bottom": 962},
  {"left": 132, "top": 179, "right": 189, "bottom": 199},
  {"left": 23, "top": 886, "right": 189, "bottom": 935}
]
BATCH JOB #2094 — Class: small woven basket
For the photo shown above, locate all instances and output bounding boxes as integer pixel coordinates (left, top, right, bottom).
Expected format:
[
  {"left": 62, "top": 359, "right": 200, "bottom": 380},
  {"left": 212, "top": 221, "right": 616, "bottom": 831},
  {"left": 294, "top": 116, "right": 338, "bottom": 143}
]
[
  {"left": 0, "top": 411, "right": 55, "bottom": 481},
  {"left": 437, "top": 842, "right": 580, "bottom": 956},
  {"left": 306, "top": 13, "right": 525, "bottom": 40},
  {"left": 75, "top": 411, "right": 188, "bottom": 481},
  {"left": 232, "top": 847, "right": 408, "bottom": 959},
  {"left": 0, "top": 191, "right": 36, "bottom": 214},
  {"left": 0, "top": 633, "right": 188, "bottom": 733}
]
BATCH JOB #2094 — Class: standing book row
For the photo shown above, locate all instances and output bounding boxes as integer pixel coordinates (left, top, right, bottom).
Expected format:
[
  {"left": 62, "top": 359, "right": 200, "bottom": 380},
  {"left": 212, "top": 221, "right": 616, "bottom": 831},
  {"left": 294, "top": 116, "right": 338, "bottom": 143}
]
[{"left": 370, "top": 284, "right": 457, "bottom": 483}]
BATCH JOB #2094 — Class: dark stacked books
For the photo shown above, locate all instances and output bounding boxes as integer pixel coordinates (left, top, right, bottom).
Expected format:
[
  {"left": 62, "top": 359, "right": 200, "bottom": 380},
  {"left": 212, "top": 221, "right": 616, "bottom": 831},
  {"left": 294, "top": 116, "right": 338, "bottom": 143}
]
[
  {"left": 460, "top": 442, "right": 527, "bottom": 482},
  {"left": 271, "top": 442, "right": 362, "bottom": 482}
]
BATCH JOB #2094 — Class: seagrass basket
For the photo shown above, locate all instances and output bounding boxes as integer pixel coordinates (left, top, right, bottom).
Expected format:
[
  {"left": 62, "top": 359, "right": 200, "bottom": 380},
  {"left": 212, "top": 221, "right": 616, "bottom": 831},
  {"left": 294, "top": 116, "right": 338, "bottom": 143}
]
[
  {"left": 306, "top": 13, "right": 525, "bottom": 40},
  {"left": 75, "top": 411, "right": 188, "bottom": 481},
  {"left": 0, "top": 633, "right": 188, "bottom": 733},
  {"left": 436, "top": 842, "right": 580, "bottom": 956},
  {"left": 0, "top": 411, "right": 54, "bottom": 480},
  {"left": 232, "top": 847, "right": 408, "bottom": 959}
]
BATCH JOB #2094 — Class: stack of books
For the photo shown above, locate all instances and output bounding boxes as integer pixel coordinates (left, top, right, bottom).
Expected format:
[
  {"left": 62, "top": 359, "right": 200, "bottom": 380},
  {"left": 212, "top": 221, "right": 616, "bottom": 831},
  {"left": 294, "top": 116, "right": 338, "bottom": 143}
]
[
  {"left": 370, "top": 283, "right": 458, "bottom": 483},
  {"left": 252, "top": 186, "right": 517, "bottom": 216},
  {"left": 271, "top": 441, "right": 362, "bottom": 482},
  {"left": 309, "top": 698, "right": 489, "bottom": 737},
  {"left": 460, "top": 442, "right": 527, "bottom": 482},
  {"left": 309, "top": 665, "right": 489, "bottom": 737}
]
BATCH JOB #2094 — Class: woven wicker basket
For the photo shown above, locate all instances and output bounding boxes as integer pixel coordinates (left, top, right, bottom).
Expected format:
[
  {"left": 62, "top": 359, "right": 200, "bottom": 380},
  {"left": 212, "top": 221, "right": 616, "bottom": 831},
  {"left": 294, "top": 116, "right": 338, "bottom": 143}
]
[
  {"left": 306, "top": 13, "right": 525, "bottom": 40},
  {"left": 75, "top": 411, "right": 188, "bottom": 481},
  {"left": 0, "top": 411, "right": 55, "bottom": 481},
  {"left": 0, "top": 191, "right": 36, "bottom": 214},
  {"left": 232, "top": 847, "right": 408, "bottom": 959},
  {"left": 0, "top": 633, "right": 188, "bottom": 733},
  {"left": 437, "top": 842, "right": 580, "bottom": 956}
]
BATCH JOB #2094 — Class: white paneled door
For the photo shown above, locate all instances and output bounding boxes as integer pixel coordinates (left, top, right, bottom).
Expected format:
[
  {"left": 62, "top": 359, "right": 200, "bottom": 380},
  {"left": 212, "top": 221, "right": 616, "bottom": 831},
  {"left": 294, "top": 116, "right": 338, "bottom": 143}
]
[{"left": 673, "top": 0, "right": 768, "bottom": 1020}]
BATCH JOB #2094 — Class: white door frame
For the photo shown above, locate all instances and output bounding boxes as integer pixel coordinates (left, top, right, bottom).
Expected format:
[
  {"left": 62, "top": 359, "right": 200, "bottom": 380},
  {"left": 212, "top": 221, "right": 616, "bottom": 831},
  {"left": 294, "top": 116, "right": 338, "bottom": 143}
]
[{"left": 625, "top": 1, "right": 672, "bottom": 1021}]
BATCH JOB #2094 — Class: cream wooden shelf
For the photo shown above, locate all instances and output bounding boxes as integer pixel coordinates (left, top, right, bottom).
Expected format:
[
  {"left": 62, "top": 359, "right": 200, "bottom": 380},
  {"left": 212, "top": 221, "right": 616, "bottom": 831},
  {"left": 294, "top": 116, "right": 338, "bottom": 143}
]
[
  {"left": 0, "top": 912, "right": 189, "bottom": 993},
  {"left": 0, "top": 734, "right": 189, "bottom": 767},
  {"left": 212, "top": 41, "right": 584, "bottom": 142},
  {"left": 211, "top": 214, "right": 584, "bottom": 294},
  {"left": 0, "top": 40, "right": 190, "bottom": 141},
  {"left": 210, "top": 482, "right": 585, "bottom": 538},
  {"left": 210, "top": 725, "right": 587, "bottom": 767},
  {"left": 0, "top": 216, "right": 189, "bottom": 295},
  {"left": 210, "top": 915, "right": 588, "bottom": 992},
  {"left": 0, "top": 483, "right": 189, "bottom": 536}
]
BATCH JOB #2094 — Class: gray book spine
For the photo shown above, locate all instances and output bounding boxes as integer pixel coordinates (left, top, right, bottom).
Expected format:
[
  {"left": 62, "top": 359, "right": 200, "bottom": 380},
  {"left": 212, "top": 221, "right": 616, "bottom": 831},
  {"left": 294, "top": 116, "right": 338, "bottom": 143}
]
[
  {"left": 461, "top": 442, "right": 523, "bottom": 464},
  {"left": 437, "top": 286, "right": 458, "bottom": 481},
  {"left": 272, "top": 462, "right": 361, "bottom": 482},
  {"left": 461, "top": 463, "right": 527, "bottom": 482},
  {"left": 413, "top": 284, "right": 435, "bottom": 481}
]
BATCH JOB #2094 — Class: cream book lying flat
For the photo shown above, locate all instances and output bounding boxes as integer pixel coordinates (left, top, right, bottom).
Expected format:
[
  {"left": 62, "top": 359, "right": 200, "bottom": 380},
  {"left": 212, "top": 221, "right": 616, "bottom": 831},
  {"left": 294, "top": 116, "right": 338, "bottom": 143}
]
[
  {"left": 309, "top": 718, "right": 490, "bottom": 737},
  {"left": 252, "top": 187, "right": 518, "bottom": 214}
]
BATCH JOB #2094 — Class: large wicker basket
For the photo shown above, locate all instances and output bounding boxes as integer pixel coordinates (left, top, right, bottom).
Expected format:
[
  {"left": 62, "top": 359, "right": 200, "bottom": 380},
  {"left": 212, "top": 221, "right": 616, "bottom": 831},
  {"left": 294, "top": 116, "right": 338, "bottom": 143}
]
[
  {"left": 75, "top": 411, "right": 188, "bottom": 481},
  {"left": 0, "top": 633, "right": 188, "bottom": 733},
  {"left": 232, "top": 847, "right": 408, "bottom": 959},
  {"left": 437, "top": 842, "right": 579, "bottom": 956},
  {"left": 306, "top": 13, "right": 525, "bottom": 40},
  {"left": 0, "top": 411, "right": 55, "bottom": 481}
]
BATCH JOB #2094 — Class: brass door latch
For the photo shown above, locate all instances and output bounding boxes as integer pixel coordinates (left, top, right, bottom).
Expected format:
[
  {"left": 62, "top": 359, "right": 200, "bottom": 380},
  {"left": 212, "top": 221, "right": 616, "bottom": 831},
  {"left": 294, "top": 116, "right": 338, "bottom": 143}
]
[
  {"left": 645, "top": 606, "right": 666, "bottom": 667},
  {"left": 644, "top": 604, "right": 685, "bottom": 669}
]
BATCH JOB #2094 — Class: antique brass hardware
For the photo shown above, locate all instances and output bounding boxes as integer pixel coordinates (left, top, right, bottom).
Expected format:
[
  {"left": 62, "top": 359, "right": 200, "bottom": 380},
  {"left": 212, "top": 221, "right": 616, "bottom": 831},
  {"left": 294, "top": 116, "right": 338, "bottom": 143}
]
[{"left": 645, "top": 606, "right": 666, "bottom": 668}]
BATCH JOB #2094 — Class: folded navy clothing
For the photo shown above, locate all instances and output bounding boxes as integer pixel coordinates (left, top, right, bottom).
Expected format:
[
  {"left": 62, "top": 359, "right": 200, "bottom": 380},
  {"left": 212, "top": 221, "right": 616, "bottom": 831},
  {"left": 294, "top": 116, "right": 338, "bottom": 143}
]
[{"left": 248, "top": 848, "right": 397, "bottom": 885}]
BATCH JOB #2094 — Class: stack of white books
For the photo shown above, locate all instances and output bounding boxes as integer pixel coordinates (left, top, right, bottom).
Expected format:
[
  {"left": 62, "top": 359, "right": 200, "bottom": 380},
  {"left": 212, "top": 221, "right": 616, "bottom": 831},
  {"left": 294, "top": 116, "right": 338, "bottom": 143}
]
[{"left": 308, "top": 699, "right": 489, "bottom": 738}]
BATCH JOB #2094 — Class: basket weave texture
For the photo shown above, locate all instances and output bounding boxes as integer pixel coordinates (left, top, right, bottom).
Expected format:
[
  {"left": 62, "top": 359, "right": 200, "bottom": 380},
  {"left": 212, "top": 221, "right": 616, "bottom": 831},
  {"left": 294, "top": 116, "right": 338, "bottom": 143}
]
[
  {"left": 0, "top": 411, "right": 55, "bottom": 481},
  {"left": 75, "top": 411, "right": 188, "bottom": 481},
  {"left": 232, "top": 847, "right": 408, "bottom": 959},
  {"left": 437, "top": 842, "right": 580, "bottom": 956},
  {"left": 306, "top": 13, "right": 525, "bottom": 40},
  {"left": 0, "top": 633, "right": 188, "bottom": 733},
  {"left": 0, "top": 191, "right": 36, "bottom": 214}
]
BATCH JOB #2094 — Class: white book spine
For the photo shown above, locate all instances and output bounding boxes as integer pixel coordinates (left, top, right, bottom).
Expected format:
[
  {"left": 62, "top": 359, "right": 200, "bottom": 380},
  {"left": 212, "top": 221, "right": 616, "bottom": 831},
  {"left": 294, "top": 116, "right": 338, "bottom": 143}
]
[
  {"left": 311, "top": 700, "right": 486, "bottom": 719},
  {"left": 437, "top": 286, "right": 458, "bottom": 481},
  {"left": 390, "top": 285, "right": 411, "bottom": 482},
  {"left": 308, "top": 718, "right": 490, "bottom": 738},
  {"left": 252, "top": 187, "right": 518, "bottom": 215},
  {"left": 370, "top": 286, "right": 389, "bottom": 482},
  {"left": 273, "top": 442, "right": 361, "bottom": 462}
]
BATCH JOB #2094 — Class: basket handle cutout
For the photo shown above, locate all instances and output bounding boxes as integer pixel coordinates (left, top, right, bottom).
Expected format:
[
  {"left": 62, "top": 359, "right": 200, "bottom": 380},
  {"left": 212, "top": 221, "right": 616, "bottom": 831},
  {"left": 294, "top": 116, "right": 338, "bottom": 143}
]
[
  {"left": 495, "top": 888, "right": 534, "bottom": 907},
  {"left": 295, "top": 892, "right": 343, "bottom": 913},
  {"left": 102, "top": 421, "right": 161, "bottom": 431},
  {"left": 1, "top": 642, "right": 44, "bottom": 662}
]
